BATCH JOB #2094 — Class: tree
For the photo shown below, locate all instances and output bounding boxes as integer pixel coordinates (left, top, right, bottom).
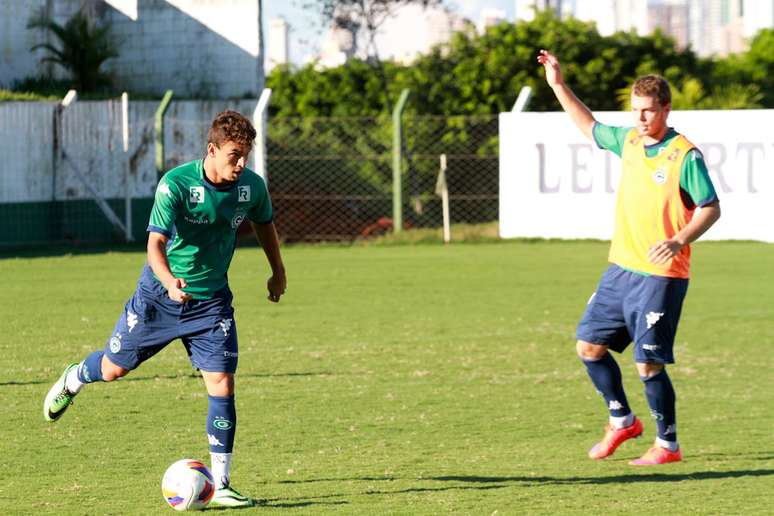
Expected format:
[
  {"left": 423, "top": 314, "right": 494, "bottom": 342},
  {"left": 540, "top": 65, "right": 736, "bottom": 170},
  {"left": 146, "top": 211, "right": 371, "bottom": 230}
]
[
  {"left": 308, "top": 0, "right": 444, "bottom": 62},
  {"left": 28, "top": 10, "right": 119, "bottom": 93}
]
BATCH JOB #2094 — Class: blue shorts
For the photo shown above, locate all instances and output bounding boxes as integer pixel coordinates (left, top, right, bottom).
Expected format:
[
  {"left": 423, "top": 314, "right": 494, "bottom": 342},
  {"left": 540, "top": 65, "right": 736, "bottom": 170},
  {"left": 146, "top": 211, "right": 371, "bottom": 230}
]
[
  {"left": 103, "top": 266, "right": 238, "bottom": 373},
  {"left": 576, "top": 264, "right": 689, "bottom": 364}
]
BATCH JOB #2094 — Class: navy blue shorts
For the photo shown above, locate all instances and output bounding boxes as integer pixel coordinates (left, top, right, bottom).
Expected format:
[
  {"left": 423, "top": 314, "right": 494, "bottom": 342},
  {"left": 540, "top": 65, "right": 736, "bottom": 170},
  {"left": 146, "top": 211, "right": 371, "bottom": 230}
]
[
  {"left": 576, "top": 264, "right": 689, "bottom": 364},
  {"left": 103, "top": 267, "right": 238, "bottom": 373}
]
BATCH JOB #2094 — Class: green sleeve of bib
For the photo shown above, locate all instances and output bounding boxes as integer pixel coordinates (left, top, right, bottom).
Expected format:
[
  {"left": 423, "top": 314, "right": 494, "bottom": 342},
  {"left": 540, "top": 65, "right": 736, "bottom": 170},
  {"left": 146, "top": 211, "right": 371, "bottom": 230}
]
[
  {"left": 680, "top": 149, "right": 718, "bottom": 208},
  {"left": 592, "top": 123, "right": 631, "bottom": 158}
]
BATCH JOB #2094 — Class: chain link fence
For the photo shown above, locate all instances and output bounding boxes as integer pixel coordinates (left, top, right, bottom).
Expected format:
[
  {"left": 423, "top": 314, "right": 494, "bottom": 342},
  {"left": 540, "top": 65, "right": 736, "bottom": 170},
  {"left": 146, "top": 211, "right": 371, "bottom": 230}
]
[
  {"left": 267, "top": 115, "right": 499, "bottom": 242},
  {"left": 1, "top": 103, "right": 499, "bottom": 246}
]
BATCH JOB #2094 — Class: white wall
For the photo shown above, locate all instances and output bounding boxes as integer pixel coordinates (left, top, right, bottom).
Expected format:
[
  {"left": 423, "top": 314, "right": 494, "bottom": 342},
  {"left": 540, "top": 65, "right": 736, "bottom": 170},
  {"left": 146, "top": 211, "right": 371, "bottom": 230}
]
[
  {"left": 0, "top": 99, "right": 260, "bottom": 203},
  {"left": 0, "top": 0, "right": 263, "bottom": 97},
  {"left": 499, "top": 110, "right": 774, "bottom": 242}
]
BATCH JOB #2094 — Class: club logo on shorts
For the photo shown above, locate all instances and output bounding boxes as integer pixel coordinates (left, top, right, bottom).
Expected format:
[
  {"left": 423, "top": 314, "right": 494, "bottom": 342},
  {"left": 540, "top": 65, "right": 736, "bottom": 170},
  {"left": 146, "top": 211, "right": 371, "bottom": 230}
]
[
  {"left": 652, "top": 169, "right": 667, "bottom": 184},
  {"left": 218, "top": 318, "right": 233, "bottom": 337},
  {"left": 213, "top": 418, "right": 233, "bottom": 430},
  {"left": 238, "top": 185, "right": 250, "bottom": 202},
  {"left": 109, "top": 334, "right": 122, "bottom": 353},
  {"left": 645, "top": 311, "right": 664, "bottom": 329},
  {"left": 127, "top": 310, "right": 138, "bottom": 333},
  {"left": 189, "top": 186, "right": 205, "bottom": 203}
]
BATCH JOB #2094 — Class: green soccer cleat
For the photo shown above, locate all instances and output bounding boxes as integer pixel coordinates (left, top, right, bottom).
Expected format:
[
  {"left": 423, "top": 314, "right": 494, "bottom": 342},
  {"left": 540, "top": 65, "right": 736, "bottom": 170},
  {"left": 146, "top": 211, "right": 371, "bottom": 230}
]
[
  {"left": 43, "top": 363, "right": 79, "bottom": 422},
  {"left": 209, "top": 484, "right": 256, "bottom": 508}
]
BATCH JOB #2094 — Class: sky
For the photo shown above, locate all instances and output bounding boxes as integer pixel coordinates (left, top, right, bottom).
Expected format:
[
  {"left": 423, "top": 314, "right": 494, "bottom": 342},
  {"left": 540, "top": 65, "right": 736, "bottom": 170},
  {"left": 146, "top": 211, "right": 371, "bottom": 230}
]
[{"left": 263, "top": 0, "right": 516, "bottom": 65}]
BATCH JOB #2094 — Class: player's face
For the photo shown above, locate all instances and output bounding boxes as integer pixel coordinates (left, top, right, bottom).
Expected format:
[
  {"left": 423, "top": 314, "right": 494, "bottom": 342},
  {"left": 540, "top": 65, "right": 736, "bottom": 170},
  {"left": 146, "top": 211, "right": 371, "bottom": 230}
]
[
  {"left": 208, "top": 141, "right": 251, "bottom": 183},
  {"left": 631, "top": 94, "right": 670, "bottom": 139}
]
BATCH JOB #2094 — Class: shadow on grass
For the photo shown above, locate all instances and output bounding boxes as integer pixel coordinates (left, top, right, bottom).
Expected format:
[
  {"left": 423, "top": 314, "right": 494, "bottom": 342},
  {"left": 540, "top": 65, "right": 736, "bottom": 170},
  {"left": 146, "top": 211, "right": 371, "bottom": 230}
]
[
  {"left": 0, "top": 371, "right": 336, "bottom": 388},
  {"left": 432, "top": 469, "right": 774, "bottom": 484}
]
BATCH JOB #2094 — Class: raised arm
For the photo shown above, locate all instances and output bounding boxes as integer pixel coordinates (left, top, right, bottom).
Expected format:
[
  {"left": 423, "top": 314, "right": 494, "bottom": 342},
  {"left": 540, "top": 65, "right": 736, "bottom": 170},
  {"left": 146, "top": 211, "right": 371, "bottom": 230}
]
[{"left": 537, "top": 49, "right": 596, "bottom": 140}]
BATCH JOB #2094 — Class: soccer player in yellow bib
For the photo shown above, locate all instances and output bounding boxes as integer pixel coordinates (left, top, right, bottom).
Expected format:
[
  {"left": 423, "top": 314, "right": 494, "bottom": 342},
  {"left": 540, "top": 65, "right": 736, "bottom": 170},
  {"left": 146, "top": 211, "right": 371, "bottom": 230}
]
[{"left": 537, "top": 50, "right": 721, "bottom": 465}]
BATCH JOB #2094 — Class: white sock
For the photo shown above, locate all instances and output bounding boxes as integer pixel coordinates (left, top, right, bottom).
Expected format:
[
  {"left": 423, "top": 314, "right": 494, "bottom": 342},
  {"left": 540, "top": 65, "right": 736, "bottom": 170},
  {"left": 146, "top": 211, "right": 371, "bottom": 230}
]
[
  {"left": 65, "top": 364, "right": 84, "bottom": 394},
  {"left": 656, "top": 437, "right": 679, "bottom": 452},
  {"left": 609, "top": 413, "right": 635, "bottom": 429},
  {"left": 211, "top": 452, "right": 232, "bottom": 489}
]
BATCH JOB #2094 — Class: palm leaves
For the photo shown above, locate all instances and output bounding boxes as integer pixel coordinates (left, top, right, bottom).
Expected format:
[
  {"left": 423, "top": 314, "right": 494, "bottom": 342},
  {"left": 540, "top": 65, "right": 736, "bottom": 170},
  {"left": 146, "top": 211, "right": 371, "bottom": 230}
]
[{"left": 27, "top": 10, "right": 119, "bottom": 92}]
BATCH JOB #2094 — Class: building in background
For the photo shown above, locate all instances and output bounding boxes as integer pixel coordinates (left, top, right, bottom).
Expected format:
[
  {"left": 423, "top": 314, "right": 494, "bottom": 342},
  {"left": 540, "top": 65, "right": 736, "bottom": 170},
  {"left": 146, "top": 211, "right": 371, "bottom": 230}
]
[
  {"left": 316, "top": 3, "right": 466, "bottom": 67},
  {"left": 572, "top": 0, "right": 649, "bottom": 36},
  {"left": 266, "top": 17, "right": 289, "bottom": 73},
  {"left": 0, "top": 0, "right": 264, "bottom": 97},
  {"left": 478, "top": 8, "right": 507, "bottom": 34},
  {"left": 515, "top": 0, "right": 564, "bottom": 22},
  {"left": 649, "top": 0, "right": 690, "bottom": 49}
]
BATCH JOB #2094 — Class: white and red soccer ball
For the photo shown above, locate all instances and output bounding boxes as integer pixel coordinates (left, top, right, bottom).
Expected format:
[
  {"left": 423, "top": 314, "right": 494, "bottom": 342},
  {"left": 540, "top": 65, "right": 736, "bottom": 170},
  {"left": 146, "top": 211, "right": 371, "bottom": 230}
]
[{"left": 161, "top": 459, "right": 214, "bottom": 511}]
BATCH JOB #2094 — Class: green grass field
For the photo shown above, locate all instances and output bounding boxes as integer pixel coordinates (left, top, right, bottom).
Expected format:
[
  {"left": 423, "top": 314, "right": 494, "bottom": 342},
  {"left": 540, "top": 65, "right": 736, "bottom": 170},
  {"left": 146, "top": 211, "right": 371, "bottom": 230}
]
[{"left": 2, "top": 241, "right": 773, "bottom": 514}]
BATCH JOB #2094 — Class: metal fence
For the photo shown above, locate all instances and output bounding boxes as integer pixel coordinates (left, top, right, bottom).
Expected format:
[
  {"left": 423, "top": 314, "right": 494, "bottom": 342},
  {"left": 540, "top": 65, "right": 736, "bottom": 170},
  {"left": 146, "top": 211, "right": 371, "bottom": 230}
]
[
  {"left": 0, "top": 102, "right": 499, "bottom": 246},
  {"left": 267, "top": 115, "right": 499, "bottom": 242}
]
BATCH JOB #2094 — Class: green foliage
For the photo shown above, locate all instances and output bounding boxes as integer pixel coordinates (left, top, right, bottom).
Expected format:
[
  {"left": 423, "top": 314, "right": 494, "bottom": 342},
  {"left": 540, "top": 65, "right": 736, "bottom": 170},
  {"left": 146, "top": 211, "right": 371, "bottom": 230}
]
[
  {"left": 0, "top": 89, "right": 59, "bottom": 102},
  {"left": 27, "top": 10, "right": 119, "bottom": 93},
  {"left": 268, "top": 11, "right": 770, "bottom": 116}
]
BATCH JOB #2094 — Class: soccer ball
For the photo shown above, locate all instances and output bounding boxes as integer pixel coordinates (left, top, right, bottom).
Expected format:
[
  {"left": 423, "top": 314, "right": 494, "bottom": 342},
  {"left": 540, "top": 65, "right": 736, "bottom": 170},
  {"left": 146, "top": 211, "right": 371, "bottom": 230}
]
[{"left": 161, "top": 459, "right": 215, "bottom": 511}]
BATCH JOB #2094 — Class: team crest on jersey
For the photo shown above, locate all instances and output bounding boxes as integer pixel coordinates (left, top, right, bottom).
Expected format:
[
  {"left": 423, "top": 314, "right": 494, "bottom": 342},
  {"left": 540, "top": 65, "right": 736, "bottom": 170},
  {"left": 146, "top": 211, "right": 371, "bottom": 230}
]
[
  {"left": 652, "top": 169, "right": 667, "bottom": 185},
  {"left": 231, "top": 212, "right": 246, "bottom": 229},
  {"left": 189, "top": 186, "right": 205, "bottom": 203},
  {"left": 238, "top": 185, "right": 251, "bottom": 202}
]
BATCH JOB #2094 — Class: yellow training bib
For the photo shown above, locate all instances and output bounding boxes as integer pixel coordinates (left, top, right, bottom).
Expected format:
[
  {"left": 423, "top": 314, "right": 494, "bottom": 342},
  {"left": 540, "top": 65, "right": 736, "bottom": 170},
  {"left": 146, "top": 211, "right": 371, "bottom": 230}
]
[{"left": 608, "top": 129, "right": 696, "bottom": 278}]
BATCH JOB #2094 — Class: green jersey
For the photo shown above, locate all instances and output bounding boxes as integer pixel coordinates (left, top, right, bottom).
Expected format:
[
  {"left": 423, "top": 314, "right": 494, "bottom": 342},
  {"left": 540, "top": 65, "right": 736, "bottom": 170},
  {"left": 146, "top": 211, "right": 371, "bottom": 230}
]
[
  {"left": 147, "top": 159, "right": 273, "bottom": 299},
  {"left": 593, "top": 123, "right": 718, "bottom": 208}
]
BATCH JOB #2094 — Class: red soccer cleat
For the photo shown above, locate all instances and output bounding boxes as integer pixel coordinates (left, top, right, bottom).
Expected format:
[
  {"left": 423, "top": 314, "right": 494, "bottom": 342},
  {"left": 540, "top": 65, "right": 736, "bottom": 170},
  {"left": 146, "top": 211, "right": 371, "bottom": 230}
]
[
  {"left": 630, "top": 443, "right": 683, "bottom": 465},
  {"left": 588, "top": 417, "right": 644, "bottom": 460}
]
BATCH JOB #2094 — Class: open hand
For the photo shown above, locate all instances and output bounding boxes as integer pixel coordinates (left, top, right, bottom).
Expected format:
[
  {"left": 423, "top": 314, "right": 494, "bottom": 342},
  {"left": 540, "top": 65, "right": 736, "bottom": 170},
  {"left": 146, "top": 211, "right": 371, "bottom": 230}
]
[
  {"left": 647, "top": 239, "right": 683, "bottom": 265},
  {"left": 537, "top": 49, "right": 564, "bottom": 88}
]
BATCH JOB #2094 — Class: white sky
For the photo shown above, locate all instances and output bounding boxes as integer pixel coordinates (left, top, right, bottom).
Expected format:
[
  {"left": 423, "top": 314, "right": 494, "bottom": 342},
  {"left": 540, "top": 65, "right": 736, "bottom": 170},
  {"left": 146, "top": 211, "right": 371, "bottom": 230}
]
[{"left": 263, "top": 0, "right": 516, "bottom": 65}]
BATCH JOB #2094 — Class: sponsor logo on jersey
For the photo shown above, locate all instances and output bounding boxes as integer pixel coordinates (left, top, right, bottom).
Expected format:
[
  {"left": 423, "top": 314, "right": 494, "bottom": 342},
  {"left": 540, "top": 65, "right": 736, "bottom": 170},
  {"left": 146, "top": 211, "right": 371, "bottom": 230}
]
[
  {"left": 652, "top": 169, "right": 667, "bottom": 184},
  {"left": 109, "top": 333, "right": 122, "bottom": 353},
  {"left": 183, "top": 215, "right": 209, "bottom": 225},
  {"left": 646, "top": 311, "right": 664, "bottom": 329},
  {"left": 189, "top": 186, "right": 205, "bottom": 203},
  {"left": 238, "top": 185, "right": 250, "bottom": 202}
]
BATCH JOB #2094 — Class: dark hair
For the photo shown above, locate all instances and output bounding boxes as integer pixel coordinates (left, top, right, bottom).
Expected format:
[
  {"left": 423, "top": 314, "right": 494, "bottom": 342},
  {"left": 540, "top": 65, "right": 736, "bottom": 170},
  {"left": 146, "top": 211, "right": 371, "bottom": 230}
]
[
  {"left": 632, "top": 75, "right": 672, "bottom": 106},
  {"left": 207, "top": 110, "right": 256, "bottom": 148}
]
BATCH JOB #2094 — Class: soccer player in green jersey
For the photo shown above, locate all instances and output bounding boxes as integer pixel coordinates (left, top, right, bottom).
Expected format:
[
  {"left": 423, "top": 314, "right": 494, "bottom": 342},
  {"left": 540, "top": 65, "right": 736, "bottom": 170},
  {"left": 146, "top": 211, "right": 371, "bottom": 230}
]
[
  {"left": 538, "top": 50, "right": 721, "bottom": 464},
  {"left": 43, "top": 110, "right": 286, "bottom": 506}
]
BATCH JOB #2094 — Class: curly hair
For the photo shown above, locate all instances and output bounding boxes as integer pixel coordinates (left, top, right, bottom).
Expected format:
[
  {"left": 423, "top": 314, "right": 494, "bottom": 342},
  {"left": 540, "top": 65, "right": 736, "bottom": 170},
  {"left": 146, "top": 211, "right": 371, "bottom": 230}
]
[
  {"left": 207, "top": 110, "right": 256, "bottom": 148},
  {"left": 632, "top": 75, "right": 672, "bottom": 106}
]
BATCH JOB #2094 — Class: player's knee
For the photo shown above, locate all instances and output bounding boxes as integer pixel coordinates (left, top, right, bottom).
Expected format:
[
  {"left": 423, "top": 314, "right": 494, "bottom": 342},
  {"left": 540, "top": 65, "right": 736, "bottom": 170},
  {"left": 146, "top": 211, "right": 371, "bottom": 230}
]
[
  {"left": 101, "top": 355, "right": 130, "bottom": 381},
  {"left": 636, "top": 362, "right": 664, "bottom": 378},
  {"left": 202, "top": 372, "right": 234, "bottom": 397},
  {"left": 576, "top": 340, "right": 608, "bottom": 361}
]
